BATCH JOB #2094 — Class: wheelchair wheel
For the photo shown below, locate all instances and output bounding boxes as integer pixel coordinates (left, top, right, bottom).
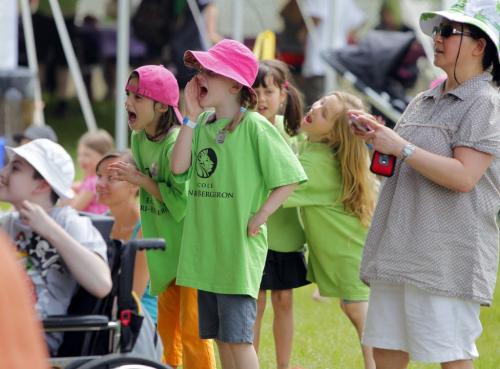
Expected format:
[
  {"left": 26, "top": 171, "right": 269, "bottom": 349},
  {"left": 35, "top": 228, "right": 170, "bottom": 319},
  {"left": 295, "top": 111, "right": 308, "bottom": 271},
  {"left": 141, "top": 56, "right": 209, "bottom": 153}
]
[{"left": 72, "top": 353, "right": 170, "bottom": 369}]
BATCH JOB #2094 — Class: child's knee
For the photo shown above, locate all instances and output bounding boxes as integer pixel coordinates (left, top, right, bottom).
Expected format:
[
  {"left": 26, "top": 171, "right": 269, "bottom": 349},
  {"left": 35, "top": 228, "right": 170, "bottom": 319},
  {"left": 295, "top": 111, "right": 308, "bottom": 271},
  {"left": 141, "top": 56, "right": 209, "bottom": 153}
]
[{"left": 271, "top": 289, "right": 293, "bottom": 311}]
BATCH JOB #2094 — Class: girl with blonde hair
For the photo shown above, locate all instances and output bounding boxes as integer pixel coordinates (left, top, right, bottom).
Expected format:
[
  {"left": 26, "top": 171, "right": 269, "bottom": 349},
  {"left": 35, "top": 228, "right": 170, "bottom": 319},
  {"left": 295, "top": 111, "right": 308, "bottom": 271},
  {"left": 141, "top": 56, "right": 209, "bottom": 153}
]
[{"left": 284, "top": 91, "right": 378, "bottom": 369}]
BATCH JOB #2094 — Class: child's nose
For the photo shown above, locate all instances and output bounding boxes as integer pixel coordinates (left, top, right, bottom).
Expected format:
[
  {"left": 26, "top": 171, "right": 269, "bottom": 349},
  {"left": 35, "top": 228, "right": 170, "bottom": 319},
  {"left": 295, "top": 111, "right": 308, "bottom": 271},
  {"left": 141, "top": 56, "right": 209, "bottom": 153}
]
[{"left": 125, "top": 95, "right": 133, "bottom": 107}]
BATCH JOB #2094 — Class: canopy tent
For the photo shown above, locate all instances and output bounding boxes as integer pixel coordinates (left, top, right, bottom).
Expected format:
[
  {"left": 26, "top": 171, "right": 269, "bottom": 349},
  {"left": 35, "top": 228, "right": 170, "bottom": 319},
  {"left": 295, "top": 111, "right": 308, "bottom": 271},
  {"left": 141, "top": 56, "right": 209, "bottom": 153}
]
[{"left": 17, "top": 0, "right": 445, "bottom": 149}]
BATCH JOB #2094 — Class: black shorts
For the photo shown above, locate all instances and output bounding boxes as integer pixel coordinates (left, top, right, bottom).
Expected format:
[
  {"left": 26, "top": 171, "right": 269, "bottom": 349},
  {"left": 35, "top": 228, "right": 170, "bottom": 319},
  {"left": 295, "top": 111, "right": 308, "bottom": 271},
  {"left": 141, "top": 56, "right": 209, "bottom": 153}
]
[{"left": 260, "top": 249, "right": 310, "bottom": 290}]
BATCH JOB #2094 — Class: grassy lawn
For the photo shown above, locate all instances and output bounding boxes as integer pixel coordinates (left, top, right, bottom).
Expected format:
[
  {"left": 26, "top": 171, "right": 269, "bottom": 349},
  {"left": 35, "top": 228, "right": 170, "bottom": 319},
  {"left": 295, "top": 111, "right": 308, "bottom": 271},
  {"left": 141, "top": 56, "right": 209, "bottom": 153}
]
[
  {"left": 34, "top": 99, "right": 500, "bottom": 368},
  {"left": 255, "top": 283, "right": 500, "bottom": 369}
]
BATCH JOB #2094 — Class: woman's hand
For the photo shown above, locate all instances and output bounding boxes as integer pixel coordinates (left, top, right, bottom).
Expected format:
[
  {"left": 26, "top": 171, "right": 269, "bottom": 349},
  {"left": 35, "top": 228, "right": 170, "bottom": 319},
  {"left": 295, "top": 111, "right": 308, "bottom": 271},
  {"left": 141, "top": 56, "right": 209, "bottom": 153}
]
[
  {"left": 348, "top": 111, "right": 408, "bottom": 156},
  {"left": 184, "top": 76, "right": 203, "bottom": 122}
]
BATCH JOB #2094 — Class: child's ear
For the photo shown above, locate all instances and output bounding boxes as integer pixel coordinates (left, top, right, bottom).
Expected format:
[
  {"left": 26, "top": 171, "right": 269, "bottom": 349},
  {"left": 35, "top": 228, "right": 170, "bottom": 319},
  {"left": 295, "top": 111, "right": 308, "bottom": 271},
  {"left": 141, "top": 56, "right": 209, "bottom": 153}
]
[
  {"left": 279, "top": 88, "right": 287, "bottom": 105},
  {"left": 230, "top": 82, "right": 243, "bottom": 94},
  {"left": 155, "top": 102, "right": 168, "bottom": 113},
  {"left": 33, "top": 179, "right": 52, "bottom": 196}
]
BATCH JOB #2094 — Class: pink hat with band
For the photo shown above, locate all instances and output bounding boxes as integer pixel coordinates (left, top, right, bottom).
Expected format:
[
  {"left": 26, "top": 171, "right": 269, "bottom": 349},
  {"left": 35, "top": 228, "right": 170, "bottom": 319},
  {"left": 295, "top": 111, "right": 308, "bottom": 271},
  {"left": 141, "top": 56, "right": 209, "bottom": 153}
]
[
  {"left": 184, "top": 39, "right": 258, "bottom": 96},
  {"left": 126, "top": 65, "right": 183, "bottom": 123}
]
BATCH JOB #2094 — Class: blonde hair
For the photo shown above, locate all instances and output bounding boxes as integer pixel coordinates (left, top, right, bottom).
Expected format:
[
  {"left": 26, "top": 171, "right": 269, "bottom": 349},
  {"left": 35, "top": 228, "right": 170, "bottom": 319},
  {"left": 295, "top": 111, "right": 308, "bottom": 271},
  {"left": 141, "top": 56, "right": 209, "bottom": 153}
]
[
  {"left": 323, "top": 92, "right": 378, "bottom": 227},
  {"left": 78, "top": 129, "right": 115, "bottom": 155}
]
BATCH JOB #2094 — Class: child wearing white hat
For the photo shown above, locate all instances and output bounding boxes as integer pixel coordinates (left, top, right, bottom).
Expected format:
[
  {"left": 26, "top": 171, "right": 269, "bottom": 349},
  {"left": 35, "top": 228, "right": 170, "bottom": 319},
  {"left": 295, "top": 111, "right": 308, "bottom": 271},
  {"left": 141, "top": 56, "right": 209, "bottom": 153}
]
[{"left": 0, "top": 138, "right": 111, "bottom": 355}]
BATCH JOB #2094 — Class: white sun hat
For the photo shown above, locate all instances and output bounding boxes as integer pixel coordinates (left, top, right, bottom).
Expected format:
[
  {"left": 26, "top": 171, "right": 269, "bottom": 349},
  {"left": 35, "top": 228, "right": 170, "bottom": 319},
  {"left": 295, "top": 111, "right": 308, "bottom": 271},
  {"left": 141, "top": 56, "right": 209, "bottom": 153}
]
[
  {"left": 6, "top": 138, "right": 75, "bottom": 199},
  {"left": 420, "top": 0, "right": 500, "bottom": 61}
]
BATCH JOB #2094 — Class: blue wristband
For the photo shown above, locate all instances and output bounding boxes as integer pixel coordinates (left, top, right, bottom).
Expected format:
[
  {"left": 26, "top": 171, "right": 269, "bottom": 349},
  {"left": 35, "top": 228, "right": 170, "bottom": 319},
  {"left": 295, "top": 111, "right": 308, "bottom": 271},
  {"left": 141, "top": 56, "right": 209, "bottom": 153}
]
[{"left": 182, "top": 116, "right": 197, "bottom": 129}]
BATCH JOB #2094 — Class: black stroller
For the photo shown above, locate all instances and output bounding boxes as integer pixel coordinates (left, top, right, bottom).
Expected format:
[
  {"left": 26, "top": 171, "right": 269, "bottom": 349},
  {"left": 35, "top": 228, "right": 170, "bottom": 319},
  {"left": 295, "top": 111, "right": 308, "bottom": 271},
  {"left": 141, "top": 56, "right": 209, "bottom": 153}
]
[
  {"left": 44, "top": 213, "right": 168, "bottom": 369},
  {"left": 322, "top": 30, "right": 425, "bottom": 128}
]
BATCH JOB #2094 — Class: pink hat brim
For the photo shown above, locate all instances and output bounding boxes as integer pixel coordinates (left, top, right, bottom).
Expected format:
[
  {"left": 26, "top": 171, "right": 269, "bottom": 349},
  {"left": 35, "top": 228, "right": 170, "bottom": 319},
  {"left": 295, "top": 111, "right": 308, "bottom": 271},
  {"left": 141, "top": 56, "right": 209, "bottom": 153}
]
[{"left": 184, "top": 50, "right": 256, "bottom": 97}]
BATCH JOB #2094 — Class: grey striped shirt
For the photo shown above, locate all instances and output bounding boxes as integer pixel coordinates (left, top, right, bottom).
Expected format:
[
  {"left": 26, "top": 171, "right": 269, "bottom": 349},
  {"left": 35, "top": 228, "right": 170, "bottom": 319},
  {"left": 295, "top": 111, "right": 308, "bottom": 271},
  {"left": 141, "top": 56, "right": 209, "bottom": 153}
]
[{"left": 361, "top": 72, "right": 500, "bottom": 305}]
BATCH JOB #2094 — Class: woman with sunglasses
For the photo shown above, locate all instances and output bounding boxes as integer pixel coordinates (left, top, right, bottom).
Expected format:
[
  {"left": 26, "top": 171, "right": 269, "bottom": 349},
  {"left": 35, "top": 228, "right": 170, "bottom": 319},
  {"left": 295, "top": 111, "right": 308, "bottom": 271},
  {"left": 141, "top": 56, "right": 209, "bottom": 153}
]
[{"left": 349, "top": 1, "right": 500, "bottom": 368}]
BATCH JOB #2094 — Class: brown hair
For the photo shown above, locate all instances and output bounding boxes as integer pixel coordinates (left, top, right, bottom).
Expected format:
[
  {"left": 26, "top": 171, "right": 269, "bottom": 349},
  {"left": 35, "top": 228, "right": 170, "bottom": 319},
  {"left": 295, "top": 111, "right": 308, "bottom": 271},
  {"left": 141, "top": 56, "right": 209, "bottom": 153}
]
[
  {"left": 155, "top": 105, "right": 181, "bottom": 137},
  {"left": 32, "top": 170, "right": 59, "bottom": 204},
  {"left": 469, "top": 24, "right": 500, "bottom": 86},
  {"left": 253, "top": 60, "right": 304, "bottom": 136},
  {"left": 78, "top": 129, "right": 115, "bottom": 155}
]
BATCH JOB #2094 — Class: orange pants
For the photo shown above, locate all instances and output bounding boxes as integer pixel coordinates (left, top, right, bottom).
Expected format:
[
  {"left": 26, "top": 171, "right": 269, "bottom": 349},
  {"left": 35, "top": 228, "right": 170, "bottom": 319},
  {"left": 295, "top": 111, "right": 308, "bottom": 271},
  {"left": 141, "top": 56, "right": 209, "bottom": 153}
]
[{"left": 158, "top": 282, "right": 215, "bottom": 369}]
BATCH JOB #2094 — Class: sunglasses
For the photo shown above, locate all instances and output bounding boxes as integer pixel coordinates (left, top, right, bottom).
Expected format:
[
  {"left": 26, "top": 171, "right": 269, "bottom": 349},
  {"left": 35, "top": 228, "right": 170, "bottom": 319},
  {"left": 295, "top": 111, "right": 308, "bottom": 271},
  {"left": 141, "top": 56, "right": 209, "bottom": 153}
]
[{"left": 432, "top": 24, "right": 473, "bottom": 39}]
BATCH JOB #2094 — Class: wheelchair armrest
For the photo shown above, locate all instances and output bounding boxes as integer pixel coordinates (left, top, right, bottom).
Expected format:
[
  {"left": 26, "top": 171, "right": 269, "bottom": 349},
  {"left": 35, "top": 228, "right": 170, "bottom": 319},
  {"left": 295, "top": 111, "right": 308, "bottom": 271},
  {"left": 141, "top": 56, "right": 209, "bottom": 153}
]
[{"left": 43, "top": 314, "right": 112, "bottom": 332}]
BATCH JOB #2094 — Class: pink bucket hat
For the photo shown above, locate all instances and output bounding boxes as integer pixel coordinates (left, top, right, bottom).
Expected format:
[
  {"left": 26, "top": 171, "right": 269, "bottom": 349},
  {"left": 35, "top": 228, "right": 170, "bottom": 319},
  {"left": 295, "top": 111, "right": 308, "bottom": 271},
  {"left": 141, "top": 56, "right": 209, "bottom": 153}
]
[
  {"left": 184, "top": 39, "right": 258, "bottom": 96},
  {"left": 126, "top": 65, "right": 183, "bottom": 123}
]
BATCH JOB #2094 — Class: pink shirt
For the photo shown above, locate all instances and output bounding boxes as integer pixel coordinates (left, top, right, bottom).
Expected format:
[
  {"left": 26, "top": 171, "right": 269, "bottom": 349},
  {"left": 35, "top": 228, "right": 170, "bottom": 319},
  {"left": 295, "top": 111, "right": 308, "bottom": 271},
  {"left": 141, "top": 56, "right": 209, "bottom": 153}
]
[{"left": 79, "top": 175, "right": 108, "bottom": 214}]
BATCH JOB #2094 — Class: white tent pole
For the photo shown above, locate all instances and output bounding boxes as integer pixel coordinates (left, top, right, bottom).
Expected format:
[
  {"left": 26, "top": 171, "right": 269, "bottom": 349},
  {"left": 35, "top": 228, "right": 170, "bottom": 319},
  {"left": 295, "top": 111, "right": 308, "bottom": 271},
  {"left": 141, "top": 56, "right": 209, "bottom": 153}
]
[
  {"left": 295, "top": 0, "right": 320, "bottom": 50},
  {"left": 186, "top": 0, "right": 210, "bottom": 49},
  {"left": 232, "top": 0, "right": 243, "bottom": 42},
  {"left": 115, "top": 0, "right": 130, "bottom": 150},
  {"left": 19, "top": 0, "right": 45, "bottom": 125},
  {"left": 324, "top": 0, "right": 340, "bottom": 92},
  {"left": 47, "top": 0, "right": 97, "bottom": 132}
]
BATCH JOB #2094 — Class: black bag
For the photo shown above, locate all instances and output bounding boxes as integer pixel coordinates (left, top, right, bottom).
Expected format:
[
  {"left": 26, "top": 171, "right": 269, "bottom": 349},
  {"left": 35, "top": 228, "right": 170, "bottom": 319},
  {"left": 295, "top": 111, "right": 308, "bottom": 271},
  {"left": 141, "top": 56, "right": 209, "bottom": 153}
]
[{"left": 132, "top": 0, "right": 173, "bottom": 49}]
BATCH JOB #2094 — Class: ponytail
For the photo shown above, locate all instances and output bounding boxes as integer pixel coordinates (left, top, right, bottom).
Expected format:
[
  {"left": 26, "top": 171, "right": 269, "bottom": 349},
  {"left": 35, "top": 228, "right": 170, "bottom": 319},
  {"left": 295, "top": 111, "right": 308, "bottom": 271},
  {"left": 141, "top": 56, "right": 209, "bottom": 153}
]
[
  {"left": 253, "top": 59, "right": 304, "bottom": 136},
  {"left": 283, "top": 81, "right": 304, "bottom": 136}
]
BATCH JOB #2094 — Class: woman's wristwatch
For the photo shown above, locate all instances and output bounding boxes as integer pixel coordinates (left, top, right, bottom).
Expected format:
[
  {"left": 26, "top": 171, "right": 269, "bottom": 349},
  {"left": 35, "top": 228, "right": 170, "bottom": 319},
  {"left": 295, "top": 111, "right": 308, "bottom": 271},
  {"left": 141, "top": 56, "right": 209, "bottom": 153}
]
[
  {"left": 182, "top": 116, "right": 197, "bottom": 129},
  {"left": 400, "top": 143, "right": 416, "bottom": 161}
]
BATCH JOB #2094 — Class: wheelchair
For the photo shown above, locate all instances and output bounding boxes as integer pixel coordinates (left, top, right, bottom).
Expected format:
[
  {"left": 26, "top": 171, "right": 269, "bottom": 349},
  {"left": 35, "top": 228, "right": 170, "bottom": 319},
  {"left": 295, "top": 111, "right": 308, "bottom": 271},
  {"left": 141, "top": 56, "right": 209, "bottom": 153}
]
[{"left": 44, "top": 213, "right": 169, "bottom": 369}]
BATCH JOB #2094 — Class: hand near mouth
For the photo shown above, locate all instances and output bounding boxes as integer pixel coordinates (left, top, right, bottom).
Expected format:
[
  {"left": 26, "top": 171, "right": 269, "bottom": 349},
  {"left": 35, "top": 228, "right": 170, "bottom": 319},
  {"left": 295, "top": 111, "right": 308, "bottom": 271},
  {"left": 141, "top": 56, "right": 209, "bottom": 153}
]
[{"left": 184, "top": 76, "right": 203, "bottom": 122}]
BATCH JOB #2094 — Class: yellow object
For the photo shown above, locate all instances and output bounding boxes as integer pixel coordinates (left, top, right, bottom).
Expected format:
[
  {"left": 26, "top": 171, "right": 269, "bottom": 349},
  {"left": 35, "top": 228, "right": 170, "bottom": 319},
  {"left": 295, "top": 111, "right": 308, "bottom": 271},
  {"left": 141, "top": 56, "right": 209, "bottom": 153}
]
[
  {"left": 253, "top": 30, "right": 277, "bottom": 60},
  {"left": 157, "top": 283, "right": 216, "bottom": 368}
]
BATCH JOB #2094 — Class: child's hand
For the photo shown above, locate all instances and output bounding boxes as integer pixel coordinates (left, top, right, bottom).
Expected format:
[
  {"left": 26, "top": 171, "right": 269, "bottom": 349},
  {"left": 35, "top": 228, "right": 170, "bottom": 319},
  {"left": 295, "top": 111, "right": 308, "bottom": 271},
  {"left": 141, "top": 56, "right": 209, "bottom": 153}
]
[
  {"left": 109, "top": 161, "right": 144, "bottom": 186},
  {"left": 247, "top": 211, "right": 268, "bottom": 237},
  {"left": 19, "top": 200, "right": 56, "bottom": 238},
  {"left": 184, "top": 76, "right": 203, "bottom": 121}
]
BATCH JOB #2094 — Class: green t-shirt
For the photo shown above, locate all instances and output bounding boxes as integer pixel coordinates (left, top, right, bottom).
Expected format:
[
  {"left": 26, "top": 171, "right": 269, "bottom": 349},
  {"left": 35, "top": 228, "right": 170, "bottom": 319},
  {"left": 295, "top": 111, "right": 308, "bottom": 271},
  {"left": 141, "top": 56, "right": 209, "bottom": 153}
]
[
  {"left": 284, "top": 142, "right": 369, "bottom": 299},
  {"left": 176, "top": 111, "right": 308, "bottom": 298},
  {"left": 131, "top": 128, "right": 188, "bottom": 295},
  {"left": 266, "top": 116, "right": 306, "bottom": 252}
]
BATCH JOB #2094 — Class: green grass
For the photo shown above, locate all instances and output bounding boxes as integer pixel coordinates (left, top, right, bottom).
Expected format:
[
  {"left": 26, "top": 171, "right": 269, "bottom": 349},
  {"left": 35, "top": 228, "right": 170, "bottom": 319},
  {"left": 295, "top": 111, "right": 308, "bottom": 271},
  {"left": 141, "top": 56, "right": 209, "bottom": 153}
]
[
  {"left": 256, "top": 283, "right": 500, "bottom": 369},
  {"left": 38, "top": 99, "right": 500, "bottom": 368}
]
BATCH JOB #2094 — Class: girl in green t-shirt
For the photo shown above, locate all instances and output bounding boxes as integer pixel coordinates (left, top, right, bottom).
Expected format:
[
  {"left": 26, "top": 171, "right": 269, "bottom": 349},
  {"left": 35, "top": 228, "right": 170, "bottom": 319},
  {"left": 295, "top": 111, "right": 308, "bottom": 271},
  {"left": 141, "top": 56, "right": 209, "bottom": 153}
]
[
  {"left": 284, "top": 92, "right": 378, "bottom": 369},
  {"left": 109, "top": 65, "right": 216, "bottom": 369},
  {"left": 171, "top": 39, "right": 307, "bottom": 369},
  {"left": 252, "top": 60, "right": 309, "bottom": 369}
]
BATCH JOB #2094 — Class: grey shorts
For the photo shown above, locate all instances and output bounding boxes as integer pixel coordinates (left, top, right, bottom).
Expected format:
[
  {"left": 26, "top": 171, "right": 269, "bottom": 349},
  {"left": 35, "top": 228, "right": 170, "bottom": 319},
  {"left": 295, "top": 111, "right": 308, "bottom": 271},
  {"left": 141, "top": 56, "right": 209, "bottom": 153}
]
[{"left": 198, "top": 290, "right": 257, "bottom": 344}]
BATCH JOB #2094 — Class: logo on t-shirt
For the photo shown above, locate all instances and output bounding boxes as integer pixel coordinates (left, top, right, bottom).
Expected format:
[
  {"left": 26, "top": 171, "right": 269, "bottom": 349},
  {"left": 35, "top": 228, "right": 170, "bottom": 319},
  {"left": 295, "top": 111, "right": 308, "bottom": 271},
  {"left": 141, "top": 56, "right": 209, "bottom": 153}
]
[
  {"left": 196, "top": 148, "right": 217, "bottom": 178},
  {"left": 15, "top": 231, "right": 63, "bottom": 277},
  {"left": 146, "top": 162, "right": 159, "bottom": 178}
]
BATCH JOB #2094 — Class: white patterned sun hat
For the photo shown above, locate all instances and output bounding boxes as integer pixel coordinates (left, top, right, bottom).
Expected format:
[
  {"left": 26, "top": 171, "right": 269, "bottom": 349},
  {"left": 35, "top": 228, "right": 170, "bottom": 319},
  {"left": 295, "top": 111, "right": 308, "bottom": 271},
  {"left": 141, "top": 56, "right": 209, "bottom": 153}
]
[{"left": 420, "top": 0, "right": 500, "bottom": 61}]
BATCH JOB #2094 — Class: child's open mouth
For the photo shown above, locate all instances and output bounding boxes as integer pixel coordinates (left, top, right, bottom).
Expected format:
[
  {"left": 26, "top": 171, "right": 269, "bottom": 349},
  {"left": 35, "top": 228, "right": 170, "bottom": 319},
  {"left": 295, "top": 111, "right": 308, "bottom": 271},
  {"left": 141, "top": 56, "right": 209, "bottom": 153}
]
[{"left": 128, "top": 111, "right": 137, "bottom": 124}]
